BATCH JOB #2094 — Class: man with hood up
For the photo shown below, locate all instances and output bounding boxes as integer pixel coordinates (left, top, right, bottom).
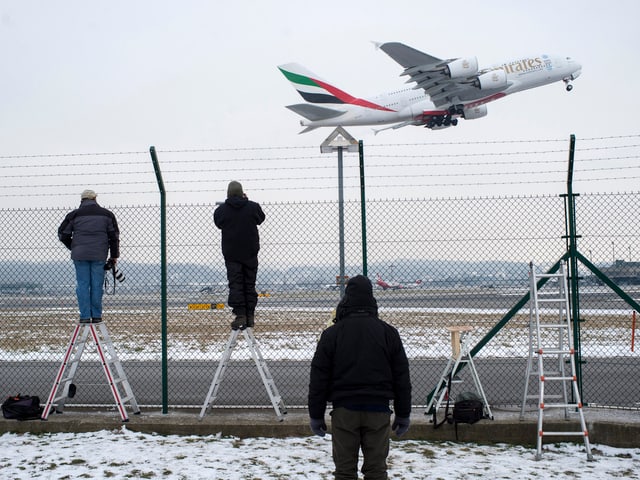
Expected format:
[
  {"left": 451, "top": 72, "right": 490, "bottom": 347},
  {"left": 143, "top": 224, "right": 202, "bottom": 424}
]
[
  {"left": 214, "top": 181, "right": 265, "bottom": 330},
  {"left": 308, "top": 275, "right": 412, "bottom": 480}
]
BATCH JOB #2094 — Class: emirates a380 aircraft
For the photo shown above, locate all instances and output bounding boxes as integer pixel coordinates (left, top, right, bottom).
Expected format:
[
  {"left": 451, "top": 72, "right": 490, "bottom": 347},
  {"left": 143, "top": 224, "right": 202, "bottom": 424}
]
[{"left": 278, "top": 42, "right": 581, "bottom": 133}]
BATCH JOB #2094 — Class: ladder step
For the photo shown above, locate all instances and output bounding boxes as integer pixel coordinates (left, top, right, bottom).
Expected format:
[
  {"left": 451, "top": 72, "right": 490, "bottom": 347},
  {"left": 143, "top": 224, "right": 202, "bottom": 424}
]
[
  {"left": 535, "top": 272, "right": 564, "bottom": 278},
  {"left": 540, "top": 431, "right": 588, "bottom": 437},
  {"left": 526, "top": 394, "right": 564, "bottom": 399},
  {"left": 538, "top": 324, "right": 569, "bottom": 328},
  {"left": 541, "top": 403, "right": 582, "bottom": 408},
  {"left": 537, "top": 349, "right": 573, "bottom": 355},
  {"left": 536, "top": 298, "right": 566, "bottom": 303}
]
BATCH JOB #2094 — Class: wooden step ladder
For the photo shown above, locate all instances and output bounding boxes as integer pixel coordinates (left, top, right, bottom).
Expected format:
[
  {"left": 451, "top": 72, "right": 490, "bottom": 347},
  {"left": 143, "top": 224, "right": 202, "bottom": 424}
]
[{"left": 426, "top": 326, "right": 493, "bottom": 423}]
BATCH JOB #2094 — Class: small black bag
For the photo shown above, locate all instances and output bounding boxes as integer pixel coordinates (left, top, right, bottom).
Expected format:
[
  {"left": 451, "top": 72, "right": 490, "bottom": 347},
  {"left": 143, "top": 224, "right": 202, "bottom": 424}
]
[
  {"left": 2, "top": 394, "right": 43, "bottom": 421},
  {"left": 453, "top": 391, "right": 484, "bottom": 425}
]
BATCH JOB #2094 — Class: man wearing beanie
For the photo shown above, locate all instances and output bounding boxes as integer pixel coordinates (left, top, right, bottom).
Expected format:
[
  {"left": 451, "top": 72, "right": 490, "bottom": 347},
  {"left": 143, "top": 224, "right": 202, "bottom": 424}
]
[
  {"left": 214, "top": 181, "right": 265, "bottom": 330},
  {"left": 58, "top": 189, "right": 120, "bottom": 324},
  {"left": 308, "top": 275, "right": 412, "bottom": 480}
]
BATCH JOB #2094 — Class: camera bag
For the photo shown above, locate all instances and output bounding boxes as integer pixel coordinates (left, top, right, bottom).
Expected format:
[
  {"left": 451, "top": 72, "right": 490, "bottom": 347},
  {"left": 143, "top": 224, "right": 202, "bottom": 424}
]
[{"left": 2, "top": 394, "right": 43, "bottom": 421}]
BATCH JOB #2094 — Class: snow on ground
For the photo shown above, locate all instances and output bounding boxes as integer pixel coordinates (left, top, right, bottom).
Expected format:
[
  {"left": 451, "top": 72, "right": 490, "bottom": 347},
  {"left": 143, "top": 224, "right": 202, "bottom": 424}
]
[{"left": 1, "top": 428, "right": 638, "bottom": 479}]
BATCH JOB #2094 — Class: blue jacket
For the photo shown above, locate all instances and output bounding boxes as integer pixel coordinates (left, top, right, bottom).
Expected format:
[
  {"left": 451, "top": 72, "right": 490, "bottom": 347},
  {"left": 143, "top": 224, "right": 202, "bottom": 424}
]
[{"left": 58, "top": 199, "right": 120, "bottom": 261}]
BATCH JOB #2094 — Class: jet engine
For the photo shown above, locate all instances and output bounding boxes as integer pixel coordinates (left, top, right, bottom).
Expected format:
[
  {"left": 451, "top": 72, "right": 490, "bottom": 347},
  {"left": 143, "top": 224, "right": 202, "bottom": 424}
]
[
  {"left": 463, "top": 105, "right": 488, "bottom": 120},
  {"left": 473, "top": 69, "right": 508, "bottom": 90},
  {"left": 445, "top": 57, "right": 479, "bottom": 79}
]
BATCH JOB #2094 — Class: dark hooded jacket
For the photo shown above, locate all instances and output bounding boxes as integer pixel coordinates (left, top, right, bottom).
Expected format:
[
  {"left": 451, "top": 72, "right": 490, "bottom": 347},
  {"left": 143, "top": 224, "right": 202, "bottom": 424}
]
[
  {"left": 308, "top": 275, "right": 412, "bottom": 419},
  {"left": 213, "top": 196, "right": 265, "bottom": 262}
]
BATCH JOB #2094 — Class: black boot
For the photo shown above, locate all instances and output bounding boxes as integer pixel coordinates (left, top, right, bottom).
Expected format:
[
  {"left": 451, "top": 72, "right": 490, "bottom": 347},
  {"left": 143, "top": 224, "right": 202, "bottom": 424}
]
[
  {"left": 246, "top": 313, "right": 255, "bottom": 328},
  {"left": 231, "top": 315, "right": 247, "bottom": 331}
]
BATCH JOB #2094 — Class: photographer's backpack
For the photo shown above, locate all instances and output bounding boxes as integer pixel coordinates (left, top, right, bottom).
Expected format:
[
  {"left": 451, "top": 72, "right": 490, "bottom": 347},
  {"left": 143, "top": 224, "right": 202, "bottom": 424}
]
[
  {"left": 433, "top": 374, "right": 485, "bottom": 439},
  {"left": 2, "top": 394, "right": 43, "bottom": 421},
  {"left": 453, "top": 391, "right": 484, "bottom": 425}
]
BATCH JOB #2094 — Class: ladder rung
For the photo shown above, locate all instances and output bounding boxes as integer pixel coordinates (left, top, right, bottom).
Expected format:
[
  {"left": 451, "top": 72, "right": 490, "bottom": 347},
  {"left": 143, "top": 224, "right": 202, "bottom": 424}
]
[
  {"left": 536, "top": 298, "right": 566, "bottom": 303},
  {"left": 537, "top": 349, "right": 573, "bottom": 355},
  {"left": 541, "top": 403, "right": 582, "bottom": 408},
  {"left": 534, "top": 272, "right": 564, "bottom": 278},
  {"left": 538, "top": 324, "right": 569, "bottom": 328},
  {"left": 540, "top": 431, "right": 588, "bottom": 436}
]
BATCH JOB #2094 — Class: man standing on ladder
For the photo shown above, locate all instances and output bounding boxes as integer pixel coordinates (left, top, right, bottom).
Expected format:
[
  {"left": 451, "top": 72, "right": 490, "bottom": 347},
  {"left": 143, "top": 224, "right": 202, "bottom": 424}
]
[
  {"left": 58, "top": 189, "right": 120, "bottom": 324},
  {"left": 214, "top": 181, "right": 265, "bottom": 330}
]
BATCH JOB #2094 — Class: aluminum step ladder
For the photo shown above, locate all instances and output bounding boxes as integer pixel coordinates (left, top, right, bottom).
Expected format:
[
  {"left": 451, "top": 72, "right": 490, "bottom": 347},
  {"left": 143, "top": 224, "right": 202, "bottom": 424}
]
[
  {"left": 426, "top": 326, "right": 493, "bottom": 422},
  {"left": 41, "top": 322, "right": 140, "bottom": 422},
  {"left": 522, "top": 262, "right": 593, "bottom": 460},
  {"left": 199, "top": 327, "right": 287, "bottom": 421}
]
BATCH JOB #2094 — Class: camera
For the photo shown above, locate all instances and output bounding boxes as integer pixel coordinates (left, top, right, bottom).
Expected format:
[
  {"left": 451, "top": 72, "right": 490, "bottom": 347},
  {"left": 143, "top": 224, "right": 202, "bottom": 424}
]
[{"left": 104, "top": 259, "right": 125, "bottom": 283}]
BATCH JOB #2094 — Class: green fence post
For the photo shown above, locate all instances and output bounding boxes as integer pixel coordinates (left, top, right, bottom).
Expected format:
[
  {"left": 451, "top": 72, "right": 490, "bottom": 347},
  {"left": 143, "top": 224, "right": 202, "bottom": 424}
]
[
  {"left": 150, "top": 146, "right": 168, "bottom": 414},
  {"left": 565, "top": 134, "right": 585, "bottom": 399},
  {"left": 358, "top": 140, "right": 368, "bottom": 276}
]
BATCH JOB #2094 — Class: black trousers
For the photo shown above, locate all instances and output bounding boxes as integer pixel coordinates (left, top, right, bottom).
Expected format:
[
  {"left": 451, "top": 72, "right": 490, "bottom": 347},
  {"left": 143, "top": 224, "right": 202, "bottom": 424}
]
[{"left": 225, "top": 257, "right": 258, "bottom": 317}]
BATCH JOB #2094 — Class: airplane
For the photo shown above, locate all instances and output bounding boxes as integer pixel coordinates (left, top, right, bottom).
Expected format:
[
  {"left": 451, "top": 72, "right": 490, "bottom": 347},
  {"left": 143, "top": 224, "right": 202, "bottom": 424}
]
[
  {"left": 376, "top": 274, "right": 403, "bottom": 290},
  {"left": 278, "top": 42, "right": 581, "bottom": 133},
  {"left": 375, "top": 274, "right": 424, "bottom": 290}
]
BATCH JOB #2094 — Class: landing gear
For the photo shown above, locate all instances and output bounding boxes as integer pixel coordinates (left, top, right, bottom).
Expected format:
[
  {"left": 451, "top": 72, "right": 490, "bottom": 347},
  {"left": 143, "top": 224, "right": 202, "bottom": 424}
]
[
  {"left": 563, "top": 79, "right": 574, "bottom": 91},
  {"left": 426, "top": 109, "right": 460, "bottom": 129}
]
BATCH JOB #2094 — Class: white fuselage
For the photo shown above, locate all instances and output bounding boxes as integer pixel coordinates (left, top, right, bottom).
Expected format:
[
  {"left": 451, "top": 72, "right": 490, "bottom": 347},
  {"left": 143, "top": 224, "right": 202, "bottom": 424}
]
[{"left": 301, "top": 54, "right": 581, "bottom": 128}]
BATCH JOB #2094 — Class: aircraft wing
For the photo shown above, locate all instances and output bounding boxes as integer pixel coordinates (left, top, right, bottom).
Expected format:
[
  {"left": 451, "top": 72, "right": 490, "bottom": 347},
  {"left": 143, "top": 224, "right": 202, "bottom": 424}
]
[{"left": 379, "top": 42, "right": 495, "bottom": 108}]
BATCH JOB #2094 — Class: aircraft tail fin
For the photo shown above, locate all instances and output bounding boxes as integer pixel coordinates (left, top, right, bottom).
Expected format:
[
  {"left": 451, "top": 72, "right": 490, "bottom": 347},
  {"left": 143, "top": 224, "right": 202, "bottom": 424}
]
[
  {"left": 278, "top": 62, "right": 393, "bottom": 113},
  {"left": 278, "top": 62, "right": 355, "bottom": 105}
]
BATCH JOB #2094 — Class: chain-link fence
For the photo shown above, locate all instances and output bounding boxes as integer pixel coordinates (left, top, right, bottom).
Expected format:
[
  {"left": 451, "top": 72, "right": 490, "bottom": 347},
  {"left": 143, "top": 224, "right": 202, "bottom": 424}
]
[{"left": 1, "top": 192, "right": 638, "bottom": 410}]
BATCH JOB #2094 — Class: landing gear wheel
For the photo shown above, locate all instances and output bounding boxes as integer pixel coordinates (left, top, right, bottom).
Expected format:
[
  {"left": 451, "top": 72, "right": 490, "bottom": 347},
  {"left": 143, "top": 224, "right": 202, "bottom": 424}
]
[{"left": 566, "top": 84, "right": 573, "bottom": 91}]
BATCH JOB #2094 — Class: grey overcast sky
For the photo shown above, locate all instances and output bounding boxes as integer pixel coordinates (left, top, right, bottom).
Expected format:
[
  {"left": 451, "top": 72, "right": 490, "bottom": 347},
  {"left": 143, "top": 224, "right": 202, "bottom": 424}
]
[
  {"left": 1, "top": 0, "right": 639, "bottom": 209},
  {"left": 1, "top": 0, "right": 639, "bottom": 153}
]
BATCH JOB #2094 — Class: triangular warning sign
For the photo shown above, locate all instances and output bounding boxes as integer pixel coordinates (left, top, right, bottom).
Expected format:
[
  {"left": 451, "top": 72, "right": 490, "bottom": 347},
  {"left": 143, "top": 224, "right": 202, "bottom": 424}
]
[{"left": 321, "top": 126, "right": 359, "bottom": 153}]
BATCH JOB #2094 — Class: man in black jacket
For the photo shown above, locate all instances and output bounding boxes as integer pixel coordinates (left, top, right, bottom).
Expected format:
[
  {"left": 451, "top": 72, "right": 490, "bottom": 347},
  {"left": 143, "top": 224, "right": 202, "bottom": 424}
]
[
  {"left": 308, "top": 275, "right": 412, "bottom": 480},
  {"left": 58, "top": 189, "right": 120, "bottom": 324},
  {"left": 214, "top": 181, "right": 265, "bottom": 330}
]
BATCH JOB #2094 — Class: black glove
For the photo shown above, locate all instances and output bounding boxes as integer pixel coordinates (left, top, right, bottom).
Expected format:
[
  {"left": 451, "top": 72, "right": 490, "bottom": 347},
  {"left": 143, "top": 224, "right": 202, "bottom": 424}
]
[
  {"left": 309, "top": 417, "right": 327, "bottom": 437},
  {"left": 391, "top": 416, "right": 410, "bottom": 436}
]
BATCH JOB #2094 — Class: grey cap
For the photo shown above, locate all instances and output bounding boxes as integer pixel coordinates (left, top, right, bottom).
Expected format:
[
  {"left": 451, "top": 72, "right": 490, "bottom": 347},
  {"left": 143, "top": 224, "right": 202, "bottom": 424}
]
[{"left": 81, "top": 189, "right": 97, "bottom": 200}]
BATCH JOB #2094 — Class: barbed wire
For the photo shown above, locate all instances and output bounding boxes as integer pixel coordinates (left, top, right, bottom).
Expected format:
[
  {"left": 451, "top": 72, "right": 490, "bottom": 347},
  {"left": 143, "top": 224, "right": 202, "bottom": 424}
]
[
  {"left": 1, "top": 135, "right": 638, "bottom": 199},
  {"left": 2, "top": 161, "right": 639, "bottom": 190},
  {"left": 1, "top": 134, "right": 638, "bottom": 160}
]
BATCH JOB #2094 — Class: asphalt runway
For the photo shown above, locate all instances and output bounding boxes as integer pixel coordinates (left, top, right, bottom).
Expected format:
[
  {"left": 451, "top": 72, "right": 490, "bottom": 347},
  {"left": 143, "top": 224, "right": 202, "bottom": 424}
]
[{"left": 2, "top": 356, "right": 637, "bottom": 411}]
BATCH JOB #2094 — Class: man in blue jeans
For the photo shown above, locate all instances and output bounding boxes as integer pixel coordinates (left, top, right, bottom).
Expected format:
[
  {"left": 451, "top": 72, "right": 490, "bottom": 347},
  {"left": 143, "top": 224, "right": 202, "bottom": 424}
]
[{"left": 58, "top": 189, "right": 120, "bottom": 324}]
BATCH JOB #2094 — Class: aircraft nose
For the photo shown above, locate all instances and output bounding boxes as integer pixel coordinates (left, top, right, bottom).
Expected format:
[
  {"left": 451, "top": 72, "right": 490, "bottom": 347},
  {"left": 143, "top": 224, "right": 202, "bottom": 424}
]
[
  {"left": 566, "top": 57, "right": 582, "bottom": 79},
  {"left": 571, "top": 68, "right": 582, "bottom": 80}
]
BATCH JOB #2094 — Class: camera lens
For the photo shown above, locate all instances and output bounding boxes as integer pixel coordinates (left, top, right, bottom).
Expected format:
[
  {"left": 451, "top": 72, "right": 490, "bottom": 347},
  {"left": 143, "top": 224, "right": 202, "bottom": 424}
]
[{"left": 114, "top": 269, "right": 125, "bottom": 282}]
